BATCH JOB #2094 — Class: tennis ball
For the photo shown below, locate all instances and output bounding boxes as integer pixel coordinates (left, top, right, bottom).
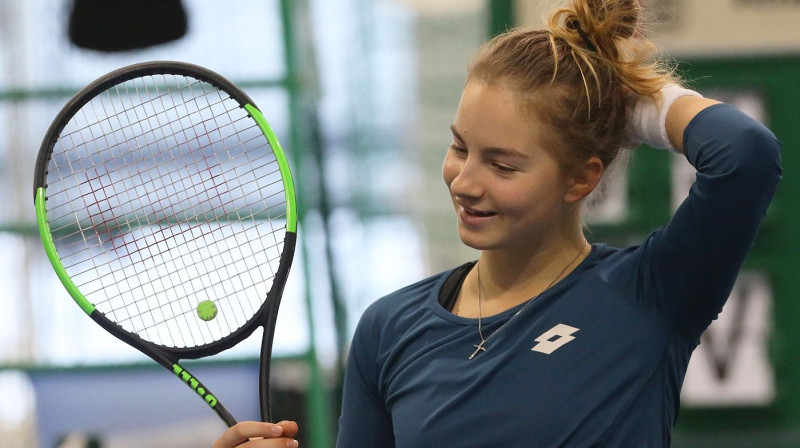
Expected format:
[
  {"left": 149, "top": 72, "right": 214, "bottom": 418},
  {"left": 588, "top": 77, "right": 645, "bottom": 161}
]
[{"left": 197, "top": 300, "right": 218, "bottom": 321}]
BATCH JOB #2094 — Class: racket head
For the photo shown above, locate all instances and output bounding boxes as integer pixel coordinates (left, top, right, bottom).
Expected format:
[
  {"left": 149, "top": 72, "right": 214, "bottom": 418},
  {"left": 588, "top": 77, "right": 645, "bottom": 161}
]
[{"left": 33, "top": 61, "right": 297, "bottom": 360}]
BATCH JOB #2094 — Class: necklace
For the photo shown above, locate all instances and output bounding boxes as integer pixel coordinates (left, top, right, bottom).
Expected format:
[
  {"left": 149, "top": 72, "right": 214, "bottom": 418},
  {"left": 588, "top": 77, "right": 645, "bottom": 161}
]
[{"left": 468, "top": 244, "right": 588, "bottom": 360}]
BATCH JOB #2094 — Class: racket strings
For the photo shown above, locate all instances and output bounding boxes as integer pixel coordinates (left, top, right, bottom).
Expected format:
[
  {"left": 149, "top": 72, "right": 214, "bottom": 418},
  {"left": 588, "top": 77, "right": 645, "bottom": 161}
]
[
  {"left": 53, "top": 160, "right": 286, "bottom": 296},
  {"left": 52, "top": 130, "right": 283, "bottom": 281},
  {"left": 132, "top": 245, "right": 287, "bottom": 335},
  {"left": 50, "top": 142, "right": 284, "bottom": 262},
  {"left": 58, "top": 77, "right": 216, "bottom": 161},
  {"left": 54, "top": 187, "right": 286, "bottom": 329},
  {"left": 46, "top": 73, "right": 288, "bottom": 348},
  {"left": 49, "top": 83, "right": 261, "bottom": 220},
  {"left": 84, "top": 111, "right": 277, "bottom": 343},
  {"left": 49, "top": 76, "right": 277, "bottom": 252},
  {"left": 92, "top": 222, "right": 284, "bottom": 324}
]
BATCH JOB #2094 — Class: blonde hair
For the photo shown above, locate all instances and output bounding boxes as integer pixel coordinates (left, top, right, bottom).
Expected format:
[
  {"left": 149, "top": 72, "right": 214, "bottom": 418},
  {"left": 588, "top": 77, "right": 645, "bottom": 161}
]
[{"left": 467, "top": 0, "right": 676, "bottom": 175}]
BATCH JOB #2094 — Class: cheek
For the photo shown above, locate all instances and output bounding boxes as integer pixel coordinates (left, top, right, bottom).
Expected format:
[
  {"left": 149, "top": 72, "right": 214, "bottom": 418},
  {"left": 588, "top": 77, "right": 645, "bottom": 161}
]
[
  {"left": 499, "top": 183, "right": 559, "bottom": 217},
  {"left": 498, "top": 191, "right": 529, "bottom": 214}
]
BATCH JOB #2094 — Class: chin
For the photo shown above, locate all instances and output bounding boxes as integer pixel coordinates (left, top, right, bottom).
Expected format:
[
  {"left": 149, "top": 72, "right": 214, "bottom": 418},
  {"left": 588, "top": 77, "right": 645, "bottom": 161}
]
[{"left": 457, "top": 230, "right": 497, "bottom": 251}]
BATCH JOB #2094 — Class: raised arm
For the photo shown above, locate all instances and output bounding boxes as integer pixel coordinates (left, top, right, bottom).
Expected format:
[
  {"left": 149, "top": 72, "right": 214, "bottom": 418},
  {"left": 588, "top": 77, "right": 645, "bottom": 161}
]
[
  {"left": 665, "top": 96, "right": 721, "bottom": 154},
  {"left": 644, "top": 96, "right": 781, "bottom": 339}
]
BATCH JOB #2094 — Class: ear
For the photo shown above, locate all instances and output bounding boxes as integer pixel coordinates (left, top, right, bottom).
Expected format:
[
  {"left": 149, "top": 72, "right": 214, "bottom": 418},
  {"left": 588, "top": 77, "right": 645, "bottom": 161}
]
[{"left": 564, "top": 156, "right": 604, "bottom": 203}]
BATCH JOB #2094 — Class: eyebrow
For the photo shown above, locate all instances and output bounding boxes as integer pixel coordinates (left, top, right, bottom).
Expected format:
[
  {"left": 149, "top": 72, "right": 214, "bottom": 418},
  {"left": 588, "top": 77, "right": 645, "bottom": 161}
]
[{"left": 450, "top": 125, "right": 529, "bottom": 159}]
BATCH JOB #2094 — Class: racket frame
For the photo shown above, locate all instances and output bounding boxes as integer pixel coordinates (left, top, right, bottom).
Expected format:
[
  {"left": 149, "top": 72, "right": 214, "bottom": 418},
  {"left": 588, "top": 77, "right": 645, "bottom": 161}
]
[{"left": 33, "top": 61, "right": 298, "bottom": 425}]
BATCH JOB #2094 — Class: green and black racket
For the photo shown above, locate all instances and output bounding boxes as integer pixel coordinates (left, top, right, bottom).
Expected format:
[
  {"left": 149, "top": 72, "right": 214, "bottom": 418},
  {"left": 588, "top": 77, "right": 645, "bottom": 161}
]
[{"left": 33, "top": 61, "right": 297, "bottom": 426}]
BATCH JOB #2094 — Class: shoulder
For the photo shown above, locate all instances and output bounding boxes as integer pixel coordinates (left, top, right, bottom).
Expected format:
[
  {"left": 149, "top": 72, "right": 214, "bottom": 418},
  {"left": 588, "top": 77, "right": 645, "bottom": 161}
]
[
  {"left": 354, "top": 268, "right": 456, "bottom": 337},
  {"left": 579, "top": 241, "right": 654, "bottom": 299},
  {"left": 586, "top": 236, "right": 685, "bottom": 282},
  {"left": 581, "top": 242, "right": 635, "bottom": 277}
]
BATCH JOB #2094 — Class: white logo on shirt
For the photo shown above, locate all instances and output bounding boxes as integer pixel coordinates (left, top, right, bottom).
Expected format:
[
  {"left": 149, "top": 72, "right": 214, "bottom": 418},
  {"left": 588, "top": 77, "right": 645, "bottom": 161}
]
[{"left": 532, "top": 323, "right": 579, "bottom": 354}]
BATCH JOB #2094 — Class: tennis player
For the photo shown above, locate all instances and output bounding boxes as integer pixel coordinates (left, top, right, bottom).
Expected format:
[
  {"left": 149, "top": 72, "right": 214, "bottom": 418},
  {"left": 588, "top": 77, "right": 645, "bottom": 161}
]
[{"left": 215, "top": 0, "right": 781, "bottom": 446}]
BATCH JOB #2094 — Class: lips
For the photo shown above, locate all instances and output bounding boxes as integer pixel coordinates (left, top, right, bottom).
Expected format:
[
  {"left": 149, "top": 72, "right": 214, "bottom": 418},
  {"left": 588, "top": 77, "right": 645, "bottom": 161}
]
[
  {"left": 464, "top": 207, "right": 496, "bottom": 217},
  {"left": 458, "top": 204, "right": 497, "bottom": 225}
]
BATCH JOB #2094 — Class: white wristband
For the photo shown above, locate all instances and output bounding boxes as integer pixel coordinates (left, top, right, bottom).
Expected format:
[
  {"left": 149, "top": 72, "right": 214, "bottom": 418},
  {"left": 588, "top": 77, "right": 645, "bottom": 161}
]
[{"left": 626, "top": 84, "right": 703, "bottom": 152}]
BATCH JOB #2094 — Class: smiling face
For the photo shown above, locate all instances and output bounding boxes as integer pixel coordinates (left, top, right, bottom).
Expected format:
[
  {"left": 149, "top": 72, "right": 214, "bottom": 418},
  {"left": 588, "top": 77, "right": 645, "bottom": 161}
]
[{"left": 443, "top": 81, "right": 587, "bottom": 254}]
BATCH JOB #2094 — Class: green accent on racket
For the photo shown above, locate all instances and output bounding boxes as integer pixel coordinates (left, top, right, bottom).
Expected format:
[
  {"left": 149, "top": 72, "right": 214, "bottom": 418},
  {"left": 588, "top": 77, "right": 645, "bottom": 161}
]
[
  {"left": 35, "top": 187, "right": 96, "bottom": 315},
  {"left": 245, "top": 103, "right": 297, "bottom": 234}
]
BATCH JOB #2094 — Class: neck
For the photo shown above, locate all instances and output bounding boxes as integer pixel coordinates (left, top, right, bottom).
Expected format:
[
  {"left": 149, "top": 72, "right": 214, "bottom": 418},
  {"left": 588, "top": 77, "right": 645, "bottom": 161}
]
[{"left": 477, "top": 234, "right": 589, "bottom": 308}]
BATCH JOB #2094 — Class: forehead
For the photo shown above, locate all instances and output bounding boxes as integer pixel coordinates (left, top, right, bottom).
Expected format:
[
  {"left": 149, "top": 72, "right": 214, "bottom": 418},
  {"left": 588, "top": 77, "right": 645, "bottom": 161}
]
[{"left": 454, "top": 81, "right": 551, "bottom": 150}]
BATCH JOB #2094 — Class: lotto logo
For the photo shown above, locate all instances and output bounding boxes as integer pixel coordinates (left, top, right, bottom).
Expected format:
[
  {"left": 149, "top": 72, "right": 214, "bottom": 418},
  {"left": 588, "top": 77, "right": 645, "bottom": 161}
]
[{"left": 532, "top": 324, "right": 579, "bottom": 354}]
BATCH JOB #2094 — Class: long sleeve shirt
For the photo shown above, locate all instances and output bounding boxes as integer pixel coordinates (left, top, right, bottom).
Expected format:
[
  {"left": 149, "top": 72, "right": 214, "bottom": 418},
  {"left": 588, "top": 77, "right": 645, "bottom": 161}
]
[{"left": 337, "top": 104, "right": 782, "bottom": 447}]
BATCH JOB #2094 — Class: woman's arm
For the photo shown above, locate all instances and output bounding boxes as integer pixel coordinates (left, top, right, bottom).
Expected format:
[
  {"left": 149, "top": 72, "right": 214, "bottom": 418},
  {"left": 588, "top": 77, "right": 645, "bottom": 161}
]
[
  {"left": 336, "top": 310, "right": 396, "bottom": 447},
  {"left": 665, "top": 96, "right": 721, "bottom": 154},
  {"left": 646, "top": 99, "right": 781, "bottom": 339}
]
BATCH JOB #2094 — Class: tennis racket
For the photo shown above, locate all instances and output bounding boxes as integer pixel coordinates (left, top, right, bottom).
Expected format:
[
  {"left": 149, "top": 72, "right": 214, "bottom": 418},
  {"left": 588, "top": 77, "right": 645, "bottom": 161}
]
[{"left": 33, "top": 61, "right": 297, "bottom": 426}]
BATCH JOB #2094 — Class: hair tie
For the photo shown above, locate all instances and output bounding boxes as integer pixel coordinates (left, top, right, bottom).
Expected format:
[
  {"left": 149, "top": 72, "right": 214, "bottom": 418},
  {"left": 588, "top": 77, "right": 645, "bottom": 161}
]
[{"left": 568, "top": 19, "right": 597, "bottom": 53}]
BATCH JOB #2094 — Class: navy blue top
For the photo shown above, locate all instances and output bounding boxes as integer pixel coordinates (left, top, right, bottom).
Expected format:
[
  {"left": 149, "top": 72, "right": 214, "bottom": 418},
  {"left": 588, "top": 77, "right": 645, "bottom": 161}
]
[{"left": 336, "top": 104, "right": 781, "bottom": 447}]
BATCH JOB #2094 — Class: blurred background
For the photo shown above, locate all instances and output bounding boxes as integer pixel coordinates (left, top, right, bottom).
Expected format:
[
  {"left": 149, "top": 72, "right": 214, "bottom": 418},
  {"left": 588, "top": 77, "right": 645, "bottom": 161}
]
[{"left": 0, "top": 0, "right": 798, "bottom": 446}]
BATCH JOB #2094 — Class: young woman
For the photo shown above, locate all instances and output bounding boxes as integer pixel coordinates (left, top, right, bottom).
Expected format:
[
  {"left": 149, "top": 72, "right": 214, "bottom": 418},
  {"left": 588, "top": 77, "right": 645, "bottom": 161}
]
[{"left": 214, "top": 0, "right": 781, "bottom": 446}]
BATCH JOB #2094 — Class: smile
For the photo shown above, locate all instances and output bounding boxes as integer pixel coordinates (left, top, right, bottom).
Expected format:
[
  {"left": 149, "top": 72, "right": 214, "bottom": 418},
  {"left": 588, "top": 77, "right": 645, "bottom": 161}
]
[
  {"left": 460, "top": 205, "right": 497, "bottom": 219},
  {"left": 465, "top": 208, "right": 496, "bottom": 217}
]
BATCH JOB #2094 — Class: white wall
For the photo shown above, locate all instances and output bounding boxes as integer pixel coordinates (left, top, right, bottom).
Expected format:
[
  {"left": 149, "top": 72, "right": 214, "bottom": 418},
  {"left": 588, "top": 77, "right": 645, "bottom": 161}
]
[{"left": 516, "top": 0, "right": 800, "bottom": 57}]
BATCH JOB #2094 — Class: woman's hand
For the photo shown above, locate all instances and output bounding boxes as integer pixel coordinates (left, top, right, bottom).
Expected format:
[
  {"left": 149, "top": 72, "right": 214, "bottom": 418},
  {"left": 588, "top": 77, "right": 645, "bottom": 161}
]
[{"left": 213, "top": 420, "right": 299, "bottom": 448}]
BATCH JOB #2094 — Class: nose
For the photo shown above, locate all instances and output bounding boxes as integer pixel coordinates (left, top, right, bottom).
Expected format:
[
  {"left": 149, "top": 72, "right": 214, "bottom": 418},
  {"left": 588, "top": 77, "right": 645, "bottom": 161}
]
[{"left": 444, "top": 152, "right": 483, "bottom": 200}]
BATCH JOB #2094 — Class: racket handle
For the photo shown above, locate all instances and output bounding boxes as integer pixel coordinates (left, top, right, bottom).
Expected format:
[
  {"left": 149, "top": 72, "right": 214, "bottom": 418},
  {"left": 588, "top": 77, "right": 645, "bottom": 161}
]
[
  {"left": 171, "top": 363, "right": 238, "bottom": 427},
  {"left": 90, "top": 313, "right": 239, "bottom": 426},
  {"left": 259, "top": 332, "right": 274, "bottom": 423}
]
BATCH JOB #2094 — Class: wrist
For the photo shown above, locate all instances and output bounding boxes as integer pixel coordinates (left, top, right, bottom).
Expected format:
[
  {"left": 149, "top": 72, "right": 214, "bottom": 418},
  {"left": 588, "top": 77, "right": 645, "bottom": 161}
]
[{"left": 627, "top": 84, "right": 703, "bottom": 152}]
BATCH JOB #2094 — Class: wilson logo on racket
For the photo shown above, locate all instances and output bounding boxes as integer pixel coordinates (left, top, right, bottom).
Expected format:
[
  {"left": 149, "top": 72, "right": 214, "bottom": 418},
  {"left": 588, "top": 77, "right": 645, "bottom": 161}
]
[{"left": 172, "top": 364, "right": 219, "bottom": 406}]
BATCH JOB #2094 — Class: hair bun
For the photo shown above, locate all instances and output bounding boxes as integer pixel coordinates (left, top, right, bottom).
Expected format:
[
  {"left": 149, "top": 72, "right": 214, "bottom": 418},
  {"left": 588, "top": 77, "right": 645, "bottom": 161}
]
[
  {"left": 551, "top": 0, "right": 642, "bottom": 58},
  {"left": 587, "top": 0, "right": 640, "bottom": 39}
]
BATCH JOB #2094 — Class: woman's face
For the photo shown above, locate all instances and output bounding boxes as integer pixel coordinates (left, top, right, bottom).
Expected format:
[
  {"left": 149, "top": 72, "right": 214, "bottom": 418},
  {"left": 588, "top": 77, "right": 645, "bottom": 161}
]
[{"left": 443, "top": 81, "right": 576, "bottom": 253}]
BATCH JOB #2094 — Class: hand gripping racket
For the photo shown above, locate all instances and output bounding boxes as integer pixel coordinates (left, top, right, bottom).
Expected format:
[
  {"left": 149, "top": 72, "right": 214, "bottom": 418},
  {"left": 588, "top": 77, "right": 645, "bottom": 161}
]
[{"left": 33, "top": 61, "right": 297, "bottom": 426}]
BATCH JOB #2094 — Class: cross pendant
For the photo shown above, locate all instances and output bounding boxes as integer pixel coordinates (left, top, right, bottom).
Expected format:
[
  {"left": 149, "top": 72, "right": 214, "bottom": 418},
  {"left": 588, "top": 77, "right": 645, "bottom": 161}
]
[{"left": 469, "top": 340, "right": 487, "bottom": 360}]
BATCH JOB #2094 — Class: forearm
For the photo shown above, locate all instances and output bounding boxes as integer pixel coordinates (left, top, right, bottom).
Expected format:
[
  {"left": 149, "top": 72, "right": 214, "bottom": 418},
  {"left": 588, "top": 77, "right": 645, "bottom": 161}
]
[{"left": 665, "top": 96, "right": 721, "bottom": 154}]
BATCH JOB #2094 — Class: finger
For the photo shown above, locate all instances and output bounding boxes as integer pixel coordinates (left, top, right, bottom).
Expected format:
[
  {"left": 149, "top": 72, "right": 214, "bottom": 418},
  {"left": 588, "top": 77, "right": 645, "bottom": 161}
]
[
  {"left": 213, "top": 421, "right": 294, "bottom": 448},
  {"left": 241, "top": 438, "right": 299, "bottom": 448},
  {"left": 275, "top": 421, "right": 299, "bottom": 438}
]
